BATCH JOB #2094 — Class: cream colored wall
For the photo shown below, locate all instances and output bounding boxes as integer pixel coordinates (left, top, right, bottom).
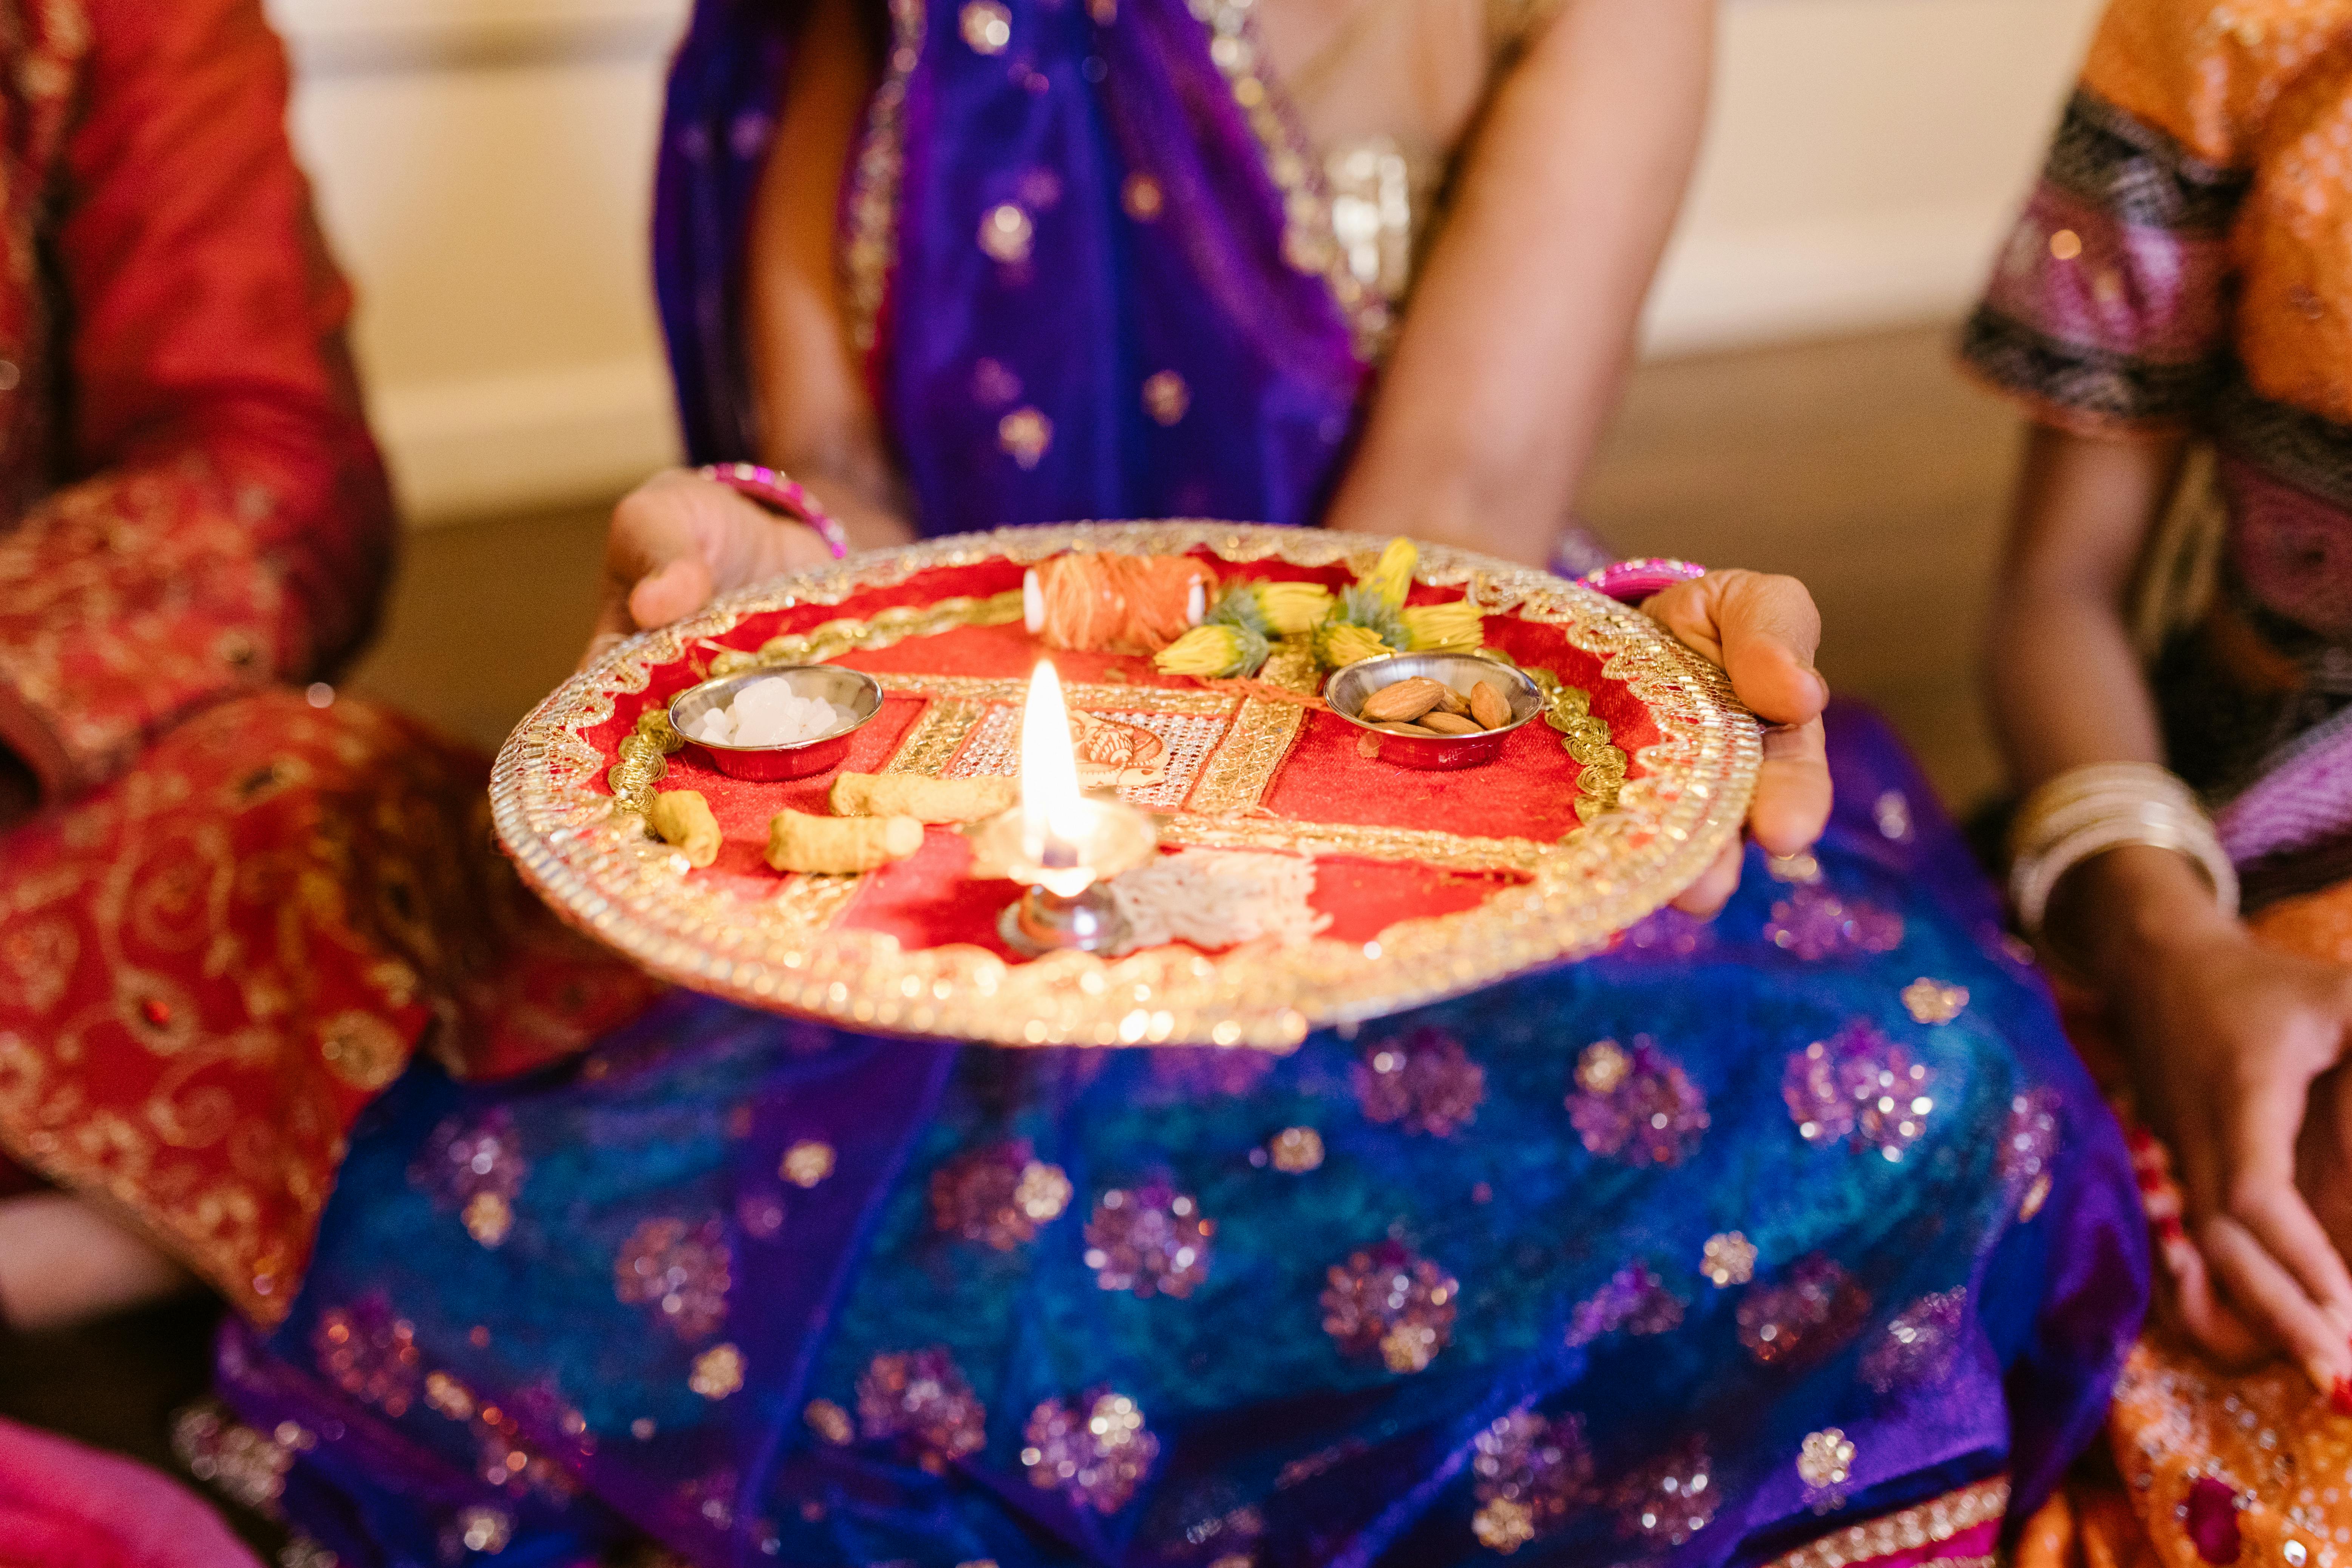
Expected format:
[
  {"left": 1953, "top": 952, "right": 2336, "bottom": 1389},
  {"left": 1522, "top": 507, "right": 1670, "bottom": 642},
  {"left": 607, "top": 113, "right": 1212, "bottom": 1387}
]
[
  {"left": 264, "top": 0, "right": 2103, "bottom": 527},
  {"left": 1646, "top": 0, "right": 2106, "bottom": 352},
  {"left": 266, "top": 0, "right": 691, "bottom": 525}
]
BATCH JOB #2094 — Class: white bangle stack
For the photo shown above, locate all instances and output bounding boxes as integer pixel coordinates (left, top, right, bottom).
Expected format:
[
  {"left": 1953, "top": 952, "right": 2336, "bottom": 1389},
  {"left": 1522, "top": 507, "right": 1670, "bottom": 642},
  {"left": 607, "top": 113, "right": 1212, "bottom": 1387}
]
[{"left": 2006, "top": 761, "right": 2239, "bottom": 945}]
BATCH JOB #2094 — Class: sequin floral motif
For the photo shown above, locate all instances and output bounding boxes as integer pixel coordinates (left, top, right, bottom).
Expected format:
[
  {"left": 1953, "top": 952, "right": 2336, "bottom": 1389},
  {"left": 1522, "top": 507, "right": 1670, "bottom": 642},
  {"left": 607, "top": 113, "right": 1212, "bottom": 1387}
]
[
  {"left": 1568, "top": 1038, "right": 1709, "bottom": 1167},
  {"left": 2001, "top": 1090, "right": 2061, "bottom": 1221},
  {"left": 1355, "top": 1027, "right": 1485, "bottom": 1136},
  {"left": 1700, "top": 1232, "right": 1757, "bottom": 1288},
  {"left": 408, "top": 1111, "right": 527, "bottom": 1249},
  {"left": 613, "top": 1217, "right": 732, "bottom": 1341},
  {"left": 1901, "top": 978, "right": 1969, "bottom": 1026},
  {"left": 1085, "top": 1181, "right": 1212, "bottom": 1297},
  {"left": 1737, "top": 1256, "right": 1870, "bottom": 1369},
  {"left": 930, "top": 1140, "right": 1073, "bottom": 1250},
  {"left": 312, "top": 1297, "right": 421, "bottom": 1417},
  {"left": 1565, "top": 1263, "right": 1685, "bottom": 1347},
  {"left": 1765, "top": 884, "right": 1904, "bottom": 961},
  {"left": 856, "top": 1349, "right": 987, "bottom": 1471},
  {"left": 1470, "top": 1411, "right": 1593, "bottom": 1554},
  {"left": 1321, "top": 1239, "right": 1458, "bottom": 1373},
  {"left": 1797, "top": 1427, "right": 1855, "bottom": 1510},
  {"left": 1860, "top": 1288, "right": 1969, "bottom": 1395},
  {"left": 1783, "top": 1022, "right": 1936, "bottom": 1162},
  {"left": 1021, "top": 1391, "right": 1158, "bottom": 1514},
  {"left": 1613, "top": 1436, "right": 1717, "bottom": 1545}
]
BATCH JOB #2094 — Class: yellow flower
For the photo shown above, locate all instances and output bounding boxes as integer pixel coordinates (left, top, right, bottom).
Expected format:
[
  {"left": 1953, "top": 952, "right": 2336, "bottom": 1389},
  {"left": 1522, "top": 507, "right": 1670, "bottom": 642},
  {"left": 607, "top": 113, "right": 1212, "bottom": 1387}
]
[
  {"left": 1400, "top": 602, "right": 1483, "bottom": 654},
  {"left": 1154, "top": 624, "right": 1249, "bottom": 678},
  {"left": 1358, "top": 537, "right": 1417, "bottom": 611},
  {"left": 1253, "top": 581, "right": 1332, "bottom": 636},
  {"left": 1317, "top": 621, "right": 1395, "bottom": 668}
]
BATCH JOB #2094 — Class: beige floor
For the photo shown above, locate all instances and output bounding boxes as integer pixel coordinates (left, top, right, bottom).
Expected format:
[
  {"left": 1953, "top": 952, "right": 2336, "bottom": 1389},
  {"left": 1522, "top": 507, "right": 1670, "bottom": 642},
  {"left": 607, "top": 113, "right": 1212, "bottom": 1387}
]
[{"left": 349, "top": 320, "right": 2027, "bottom": 812}]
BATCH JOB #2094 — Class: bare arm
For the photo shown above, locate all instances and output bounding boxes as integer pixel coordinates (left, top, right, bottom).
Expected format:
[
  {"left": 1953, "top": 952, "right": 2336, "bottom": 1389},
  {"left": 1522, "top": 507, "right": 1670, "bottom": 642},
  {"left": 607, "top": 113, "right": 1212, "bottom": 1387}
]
[
  {"left": 1322, "top": 0, "right": 1711, "bottom": 564},
  {"left": 1986, "top": 424, "right": 2186, "bottom": 783},
  {"left": 743, "top": 0, "right": 916, "bottom": 552},
  {"left": 589, "top": 0, "right": 910, "bottom": 653},
  {"left": 1321, "top": 0, "right": 1825, "bottom": 898},
  {"left": 1995, "top": 422, "right": 2352, "bottom": 1392}
]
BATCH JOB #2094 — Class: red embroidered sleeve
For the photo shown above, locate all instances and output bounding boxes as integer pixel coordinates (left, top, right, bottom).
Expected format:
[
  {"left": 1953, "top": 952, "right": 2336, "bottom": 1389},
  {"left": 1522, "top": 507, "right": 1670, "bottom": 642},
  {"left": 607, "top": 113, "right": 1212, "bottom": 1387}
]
[{"left": 0, "top": 0, "right": 393, "bottom": 800}]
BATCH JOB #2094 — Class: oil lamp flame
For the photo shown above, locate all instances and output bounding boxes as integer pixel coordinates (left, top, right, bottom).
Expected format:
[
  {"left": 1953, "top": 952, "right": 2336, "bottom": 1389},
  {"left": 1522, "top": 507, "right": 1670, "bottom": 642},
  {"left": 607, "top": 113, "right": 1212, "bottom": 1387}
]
[
  {"left": 971, "top": 657, "right": 1156, "bottom": 953},
  {"left": 1018, "top": 659, "right": 1096, "bottom": 895}
]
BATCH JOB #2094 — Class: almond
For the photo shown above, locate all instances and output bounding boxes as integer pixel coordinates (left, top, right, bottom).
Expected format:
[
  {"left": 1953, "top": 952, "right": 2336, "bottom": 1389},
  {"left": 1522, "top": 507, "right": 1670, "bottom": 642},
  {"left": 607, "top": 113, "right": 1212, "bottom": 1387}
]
[
  {"left": 1377, "top": 721, "right": 1441, "bottom": 737},
  {"left": 1419, "top": 711, "right": 1484, "bottom": 736},
  {"left": 1356, "top": 731, "right": 1382, "bottom": 759},
  {"left": 1470, "top": 680, "right": 1511, "bottom": 730},
  {"left": 1432, "top": 686, "right": 1471, "bottom": 717},
  {"left": 1359, "top": 676, "right": 1448, "bottom": 723}
]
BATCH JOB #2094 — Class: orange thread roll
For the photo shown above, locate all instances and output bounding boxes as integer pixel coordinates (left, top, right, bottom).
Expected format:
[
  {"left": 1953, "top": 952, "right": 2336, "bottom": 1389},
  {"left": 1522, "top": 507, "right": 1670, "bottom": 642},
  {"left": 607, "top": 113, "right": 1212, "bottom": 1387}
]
[{"left": 1030, "top": 554, "right": 1213, "bottom": 655}]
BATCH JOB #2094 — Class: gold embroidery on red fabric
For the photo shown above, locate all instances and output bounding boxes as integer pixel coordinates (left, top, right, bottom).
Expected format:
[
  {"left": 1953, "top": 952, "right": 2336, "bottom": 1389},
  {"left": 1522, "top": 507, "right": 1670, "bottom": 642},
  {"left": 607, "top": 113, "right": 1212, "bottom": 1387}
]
[{"left": 0, "top": 693, "right": 654, "bottom": 1322}]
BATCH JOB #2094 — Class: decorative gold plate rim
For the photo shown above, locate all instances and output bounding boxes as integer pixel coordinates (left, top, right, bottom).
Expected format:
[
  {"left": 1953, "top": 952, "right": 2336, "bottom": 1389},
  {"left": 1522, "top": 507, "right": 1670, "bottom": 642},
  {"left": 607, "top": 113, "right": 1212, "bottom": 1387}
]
[{"left": 488, "top": 522, "right": 1761, "bottom": 1049}]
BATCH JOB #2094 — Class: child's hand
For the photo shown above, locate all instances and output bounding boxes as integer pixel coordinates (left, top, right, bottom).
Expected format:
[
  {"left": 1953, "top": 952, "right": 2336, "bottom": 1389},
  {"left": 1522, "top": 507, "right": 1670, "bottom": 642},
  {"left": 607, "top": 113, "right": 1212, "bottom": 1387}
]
[{"left": 2114, "top": 910, "right": 2352, "bottom": 1392}]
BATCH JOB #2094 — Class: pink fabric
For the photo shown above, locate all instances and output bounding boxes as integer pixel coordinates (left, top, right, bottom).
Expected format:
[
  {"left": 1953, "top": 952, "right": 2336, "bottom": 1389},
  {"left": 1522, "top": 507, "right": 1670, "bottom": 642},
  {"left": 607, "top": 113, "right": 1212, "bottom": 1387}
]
[
  {"left": 2213, "top": 711, "right": 2352, "bottom": 867},
  {"left": 1979, "top": 182, "right": 2231, "bottom": 363},
  {"left": 2219, "top": 456, "right": 2352, "bottom": 643},
  {"left": 0, "top": 1418, "right": 259, "bottom": 1568},
  {"left": 1851, "top": 1517, "right": 2005, "bottom": 1568}
]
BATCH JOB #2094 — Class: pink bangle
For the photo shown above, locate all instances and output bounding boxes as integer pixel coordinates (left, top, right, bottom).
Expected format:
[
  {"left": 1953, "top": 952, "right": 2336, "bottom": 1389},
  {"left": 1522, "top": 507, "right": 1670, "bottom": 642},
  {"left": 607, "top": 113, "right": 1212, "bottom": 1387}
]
[
  {"left": 696, "top": 462, "right": 850, "bottom": 560},
  {"left": 1580, "top": 557, "right": 1708, "bottom": 604}
]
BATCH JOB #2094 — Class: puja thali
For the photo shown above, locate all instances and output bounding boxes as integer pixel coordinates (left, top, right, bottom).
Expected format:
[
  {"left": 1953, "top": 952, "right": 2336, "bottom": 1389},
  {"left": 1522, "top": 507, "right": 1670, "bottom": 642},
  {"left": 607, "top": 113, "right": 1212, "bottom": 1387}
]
[{"left": 490, "top": 522, "right": 1762, "bottom": 1049}]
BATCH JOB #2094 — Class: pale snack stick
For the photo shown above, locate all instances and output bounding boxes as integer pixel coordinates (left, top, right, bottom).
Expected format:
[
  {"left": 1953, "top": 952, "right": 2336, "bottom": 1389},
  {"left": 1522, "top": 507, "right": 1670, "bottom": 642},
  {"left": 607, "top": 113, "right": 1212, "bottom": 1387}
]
[
  {"left": 649, "top": 790, "right": 723, "bottom": 867},
  {"left": 766, "top": 809, "right": 923, "bottom": 874},
  {"left": 828, "top": 771, "right": 1017, "bottom": 825}
]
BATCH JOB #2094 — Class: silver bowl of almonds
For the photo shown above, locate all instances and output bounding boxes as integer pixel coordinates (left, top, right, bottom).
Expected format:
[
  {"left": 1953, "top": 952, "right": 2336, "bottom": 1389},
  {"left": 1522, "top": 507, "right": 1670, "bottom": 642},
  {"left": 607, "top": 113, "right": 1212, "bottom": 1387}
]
[{"left": 1325, "top": 653, "right": 1545, "bottom": 770}]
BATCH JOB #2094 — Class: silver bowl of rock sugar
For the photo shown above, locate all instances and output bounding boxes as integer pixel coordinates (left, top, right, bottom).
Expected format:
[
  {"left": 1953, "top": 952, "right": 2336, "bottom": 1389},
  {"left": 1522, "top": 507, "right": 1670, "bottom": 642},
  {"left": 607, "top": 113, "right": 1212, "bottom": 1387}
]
[{"left": 667, "top": 666, "right": 883, "bottom": 781}]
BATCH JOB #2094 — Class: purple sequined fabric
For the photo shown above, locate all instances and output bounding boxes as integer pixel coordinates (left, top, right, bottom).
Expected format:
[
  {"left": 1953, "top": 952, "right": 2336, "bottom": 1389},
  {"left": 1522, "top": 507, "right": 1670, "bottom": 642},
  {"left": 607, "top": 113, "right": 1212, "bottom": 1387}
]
[
  {"left": 1083, "top": 1180, "right": 1212, "bottom": 1297},
  {"left": 1737, "top": 1256, "right": 1872, "bottom": 1369},
  {"left": 612, "top": 1216, "right": 732, "bottom": 1341},
  {"left": 1020, "top": 1391, "right": 1159, "bottom": 1514},
  {"left": 1565, "top": 1263, "right": 1686, "bottom": 1347},
  {"left": 856, "top": 1348, "right": 987, "bottom": 1471},
  {"left": 1320, "top": 1239, "right": 1458, "bottom": 1373},
  {"left": 1765, "top": 884, "right": 1905, "bottom": 961},
  {"left": 1783, "top": 1021, "right": 1938, "bottom": 1162},
  {"left": 1354, "top": 1026, "right": 1485, "bottom": 1136},
  {"left": 1568, "top": 1038, "right": 1710, "bottom": 1166}
]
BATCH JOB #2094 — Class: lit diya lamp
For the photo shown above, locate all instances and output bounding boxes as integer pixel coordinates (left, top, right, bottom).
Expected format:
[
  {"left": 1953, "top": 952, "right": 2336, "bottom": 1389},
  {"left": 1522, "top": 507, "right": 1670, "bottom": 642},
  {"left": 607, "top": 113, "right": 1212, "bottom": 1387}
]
[{"left": 968, "top": 660, "right": 1159, "bottom": 956}]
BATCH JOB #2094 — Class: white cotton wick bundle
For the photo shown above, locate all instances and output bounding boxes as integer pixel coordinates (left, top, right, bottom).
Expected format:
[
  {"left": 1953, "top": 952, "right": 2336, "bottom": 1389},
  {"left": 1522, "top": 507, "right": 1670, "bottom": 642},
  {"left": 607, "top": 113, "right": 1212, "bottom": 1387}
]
[
  {"left": 1106, "top": 850, "right": 1331, "bottom": 955},
  {"left": 1024, "top": 568, "right": 1046, "bottom": 635}
]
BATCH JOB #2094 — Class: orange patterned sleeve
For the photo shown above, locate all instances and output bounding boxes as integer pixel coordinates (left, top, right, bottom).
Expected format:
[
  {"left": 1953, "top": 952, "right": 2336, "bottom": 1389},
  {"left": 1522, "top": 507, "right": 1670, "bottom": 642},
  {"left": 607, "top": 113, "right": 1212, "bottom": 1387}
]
[
  {"left": 1955, "top": 0, "right": 2293, "bottom": 436},
  {"left": 0, "top": 0, "right": 393, "bottom": 801}
]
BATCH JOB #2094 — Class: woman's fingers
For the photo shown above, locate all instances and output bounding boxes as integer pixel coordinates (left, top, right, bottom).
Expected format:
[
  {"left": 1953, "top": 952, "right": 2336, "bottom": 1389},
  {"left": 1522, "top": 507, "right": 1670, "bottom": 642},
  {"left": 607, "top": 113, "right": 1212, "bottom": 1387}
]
[
  {"left": 1752, "top": 718, "right": 1833, "bottom": 859},
  {"left": 2160, "top": 1224, "right": 2277, "bottom": 1369},
  {"left": 1671, "top": 837, "right": 1743, "bottom": 916},
  {"left": 627, "top": 555, "right": 719, "bottom": 632},
  {"left": 2226, "top": 1060, "right": 2352, "bottom": 1335},
  {"left": 2174, "top": 1055, "right": 2352, "bottom": 1388},
  {"left": 1647, "top": 570, "right": 1831, "bottom": 728},
  {"left": 590, "top": 472, "right": 711, "bottom": 657},
  {"left": 584, "top": 470, "right": 834, "bottom": 668},
  {"left": 2200, "top": 1212, "right": 2352, "bottom": 1390},
  {"left": 1646, "top": 571, "right": 1835, "bottom": 857}
]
